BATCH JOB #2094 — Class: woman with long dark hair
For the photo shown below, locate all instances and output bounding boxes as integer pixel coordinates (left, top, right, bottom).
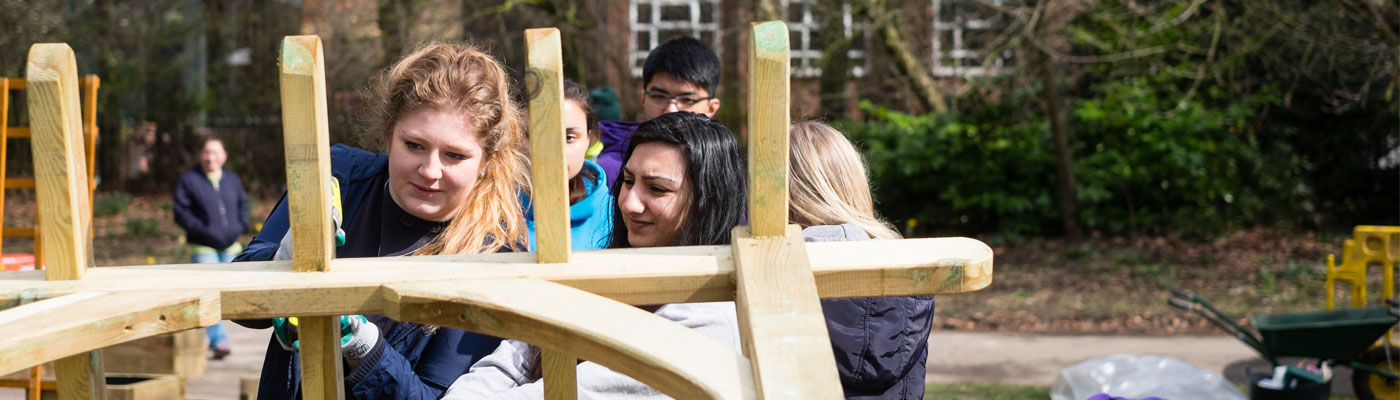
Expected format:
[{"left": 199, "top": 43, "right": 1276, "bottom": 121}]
[{"left": 443, "top": 111, "right": 747, "bottom": 398}]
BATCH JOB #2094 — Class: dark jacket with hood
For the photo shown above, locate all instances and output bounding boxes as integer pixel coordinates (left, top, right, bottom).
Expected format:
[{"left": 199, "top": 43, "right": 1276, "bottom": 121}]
[
  {"left": 173, "top": 166, "right": 249, "bottom": 250},
  {"left": 234, "top": 144, "right": 501, "bottom": 400},
  {"left": 808, "top": 224, "right": 936, "bottom": 400}
]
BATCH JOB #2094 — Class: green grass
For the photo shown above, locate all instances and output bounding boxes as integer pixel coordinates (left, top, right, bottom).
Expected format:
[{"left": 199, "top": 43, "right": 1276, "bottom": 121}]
[{"left": 926, "top": 382, "right": 1050, "bottom": 399}]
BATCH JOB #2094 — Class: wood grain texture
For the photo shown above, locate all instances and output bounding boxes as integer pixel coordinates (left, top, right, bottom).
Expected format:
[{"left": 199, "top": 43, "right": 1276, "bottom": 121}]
[
  {"left": 526, "top": 28, "right": 571, "bottom": 264},
  {"left": 54, "top": 353, "right": 102, "bottom": 400},
  {"left": 746, "top": 21, "right": 790, "bottom": 238},
  {"left": 278, "top": 35, "right": 334, "bottom": 273},
  {"left": 26, "top": 365, "right": 40, "bottom": 400},
  {"left": 386, "top": 280, "right": 756, "bottom": 400},
  {"left": 0, "top": 290, "right": 220, "bottom": 376},
  {"left": 731, "top": 225, "right": 842, "bottom": 399},
  {"left": 26, "top": 43, "right": 92, "bottom": 281},
  {"left": 1, "top": 77, "right": 8, "bottom": 255},
  {"left": 279, "top": 35, "right": 344, "bottom": 400},
  {"left": 81, "top": 76, "right": 98, "bottom": 209},
  {"left": 297, "top": 315, "right": 345, "bottom": 400},
  {"left": 542, "top": 349, "right": 577, "bottom": 400},
  {"left": 0, "top": 237, "right": 994, "bottom": 316}
]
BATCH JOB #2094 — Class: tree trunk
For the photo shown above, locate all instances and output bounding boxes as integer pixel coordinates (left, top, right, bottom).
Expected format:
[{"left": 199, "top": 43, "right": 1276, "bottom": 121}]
[
  {"left": 816, "top": 0, "right": 852, "bottom": 117},
  {"left": 1039, "top": 53, "right": 1082, "bottom": 239},
  {"left": 863, "top": 0, "right": 947, "bottom": 113}
]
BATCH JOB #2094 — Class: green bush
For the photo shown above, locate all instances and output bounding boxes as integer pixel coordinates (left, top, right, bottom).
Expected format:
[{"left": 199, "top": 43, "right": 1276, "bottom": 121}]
[
  {"left": 840, "top": 76, "right": 1306, "bottom": 238},
  {"left": 93, "top": 193, "right": 131, "bottom": 218},
  {"left": 125, "top": 218, "right": 159, "bottom": 236}
]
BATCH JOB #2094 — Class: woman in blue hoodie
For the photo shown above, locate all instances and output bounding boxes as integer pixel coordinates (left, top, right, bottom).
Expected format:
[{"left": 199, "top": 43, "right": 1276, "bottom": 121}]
[{"left": 523, "top": 80, "right": 613, "bottom": 250}]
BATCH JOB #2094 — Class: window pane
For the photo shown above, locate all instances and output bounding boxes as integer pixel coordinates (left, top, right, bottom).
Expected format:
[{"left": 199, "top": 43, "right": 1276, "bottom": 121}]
[
  {"left": 660, "top": 5, "right": 690, "bottom": 21},
  {"left": 636, "top": 3, "right": 652, "bottom": 23}
]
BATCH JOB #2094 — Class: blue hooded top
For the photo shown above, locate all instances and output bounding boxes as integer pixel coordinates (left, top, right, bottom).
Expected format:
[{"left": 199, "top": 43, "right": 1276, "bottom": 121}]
[{"left": 524, "top": 159, "right": 615, "bottom": 251}]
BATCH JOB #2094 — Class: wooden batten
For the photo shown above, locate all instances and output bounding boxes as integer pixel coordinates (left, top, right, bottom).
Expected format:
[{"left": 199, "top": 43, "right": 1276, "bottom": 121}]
[
  {"left": 526, "top": 27, "right": 572, "bottom": 264},
  {"left": 26, "top": 42, "right": 101, "bottom": 400},
  {"left": 385, "top": 280, "right": 755, "bottom": 399},
  {"left": 278, "top": 35, "right": 344, "bottom": 400},
  {"left": 0, "top": 290, "right": 220, "bottom": 377},
  {"left": 734, "top": 21, "right": 843, "bottom": 399}
]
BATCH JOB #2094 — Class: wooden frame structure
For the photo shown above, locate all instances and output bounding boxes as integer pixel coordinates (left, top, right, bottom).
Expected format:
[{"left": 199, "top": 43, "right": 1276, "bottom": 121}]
[
  {"left": 0, "top": 74, "right": 100, "bottom": 265},
  {"left": 0, "top": 22, "right": 993, "bottom": 400}
]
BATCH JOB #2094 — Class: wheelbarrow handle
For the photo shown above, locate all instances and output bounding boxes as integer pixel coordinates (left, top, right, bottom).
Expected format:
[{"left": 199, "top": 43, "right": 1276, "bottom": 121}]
[
  {"left": 1168, "top": 298, "right": 1194, "bottom": 311},
  {"left": 1171, "top": 289, "right": 1196, "bottom": 300}
]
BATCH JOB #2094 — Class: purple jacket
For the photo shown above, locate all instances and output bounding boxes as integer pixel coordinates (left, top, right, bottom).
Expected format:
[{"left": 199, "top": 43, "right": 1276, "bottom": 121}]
[{"left": 597, "top": 120, "right": 640, "bottom": 192}]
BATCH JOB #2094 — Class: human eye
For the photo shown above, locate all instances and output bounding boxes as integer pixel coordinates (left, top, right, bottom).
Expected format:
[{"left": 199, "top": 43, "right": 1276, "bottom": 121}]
[
  {"left": 646, "top": 93, "right": 669, "bottom": 101},
  {"left": 403, "top": 140, "right": 424, "bottom": 151},
  {"left": 677, "top": 97, "right": 700, "bottom": 107},
  {"left": 446, "top": 152, "right": 469, "bottom": 161},
  {"left": 565, "top": 132, "right": 580, "bottom": 142}
]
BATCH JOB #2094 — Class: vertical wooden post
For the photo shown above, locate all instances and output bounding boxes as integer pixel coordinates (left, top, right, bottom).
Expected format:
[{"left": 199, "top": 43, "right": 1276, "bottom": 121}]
[
  {"left": 525, "top": 27, "right": 577, "bottom": 399},
  {"left": 81, "top": 76, "right": 99, "bottom": 211},
  {"left": 27, "top": 43, "right": 104, "bottom": 400},
  {"left": 746, "top": 21, "right": 789, "bottom": 238},
  {"left": 526, "top": 27, "right": 571, "bottom": 264},
  {"left": 731, "top": 21, "right": 843, "bottom": 399},
  {"left": 0, "top": 77, "right": 9, "bottom": 254},
  {"left": 278, "top": 35, "right": 343, "bottom": 400}
]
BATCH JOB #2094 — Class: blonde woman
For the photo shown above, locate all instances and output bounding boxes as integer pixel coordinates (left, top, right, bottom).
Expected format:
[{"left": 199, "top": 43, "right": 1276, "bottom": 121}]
[
  {"left": 790, "top": 121, "right": 935, "bottom": 399},
  {"left": 234, "top": 42, "right": 530, "bottom": 400}
]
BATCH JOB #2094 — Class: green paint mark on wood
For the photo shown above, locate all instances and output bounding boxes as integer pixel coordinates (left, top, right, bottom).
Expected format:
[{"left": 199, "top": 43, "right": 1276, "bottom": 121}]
[
  {"left": 281, "top": 41, "right": 314, "bottom": 74},
  {"left": 752, "top": 21, "right": 789, "bottom": 54},
  {"left": 936, "top": 258, "right": 973, "bottom": 292}
]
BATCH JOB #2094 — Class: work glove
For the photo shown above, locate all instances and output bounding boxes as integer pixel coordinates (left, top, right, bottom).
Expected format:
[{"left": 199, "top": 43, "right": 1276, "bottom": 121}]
[
  {"left": 273, "top": 177, "right": 346, "bottom": 260},
  {"left": 271, "top": 315, "right": 380, "bottom": 360}
]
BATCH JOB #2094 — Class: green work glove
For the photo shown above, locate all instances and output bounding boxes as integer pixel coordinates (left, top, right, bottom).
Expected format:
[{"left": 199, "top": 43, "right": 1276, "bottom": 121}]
[
  {"left": 270, "top": 315, "right": 378, "bottom": 360},
  {"left": 273, "top": 178, "right": 345, "bottom": 261}
]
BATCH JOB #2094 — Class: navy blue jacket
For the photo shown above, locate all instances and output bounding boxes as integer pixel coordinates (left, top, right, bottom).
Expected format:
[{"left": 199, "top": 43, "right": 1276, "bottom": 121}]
[
  {"left": 235, "top": 144, "right": 502, "bottom": 400},
  {"left": 173, "top": 166, "right": 249, "bottom": 250},
  {"left": 807, "top": 224, "right": 936, "bottom": 400}
]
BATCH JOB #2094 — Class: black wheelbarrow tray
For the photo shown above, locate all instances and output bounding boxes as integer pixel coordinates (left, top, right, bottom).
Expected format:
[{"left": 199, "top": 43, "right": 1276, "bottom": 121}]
[{"left": 1168, "top": 289, "right": 1400, "bottom": 382}]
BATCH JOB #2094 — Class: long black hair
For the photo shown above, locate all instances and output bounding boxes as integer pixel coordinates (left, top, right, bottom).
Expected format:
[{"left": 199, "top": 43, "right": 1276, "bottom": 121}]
[{"left": 608, "top": 112, "right": 746, "bottom": 248}]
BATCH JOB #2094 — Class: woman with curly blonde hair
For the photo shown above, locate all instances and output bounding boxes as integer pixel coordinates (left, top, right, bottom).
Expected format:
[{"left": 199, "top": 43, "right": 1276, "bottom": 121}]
[{"left": 236, "top": 42, "right": 529, "bottom": 400}]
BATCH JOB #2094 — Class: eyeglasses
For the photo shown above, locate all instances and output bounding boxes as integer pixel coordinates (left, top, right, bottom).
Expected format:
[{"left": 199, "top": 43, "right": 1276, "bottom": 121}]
[{"left": 644, "top": 90, "right": 713, "bottom": 109}]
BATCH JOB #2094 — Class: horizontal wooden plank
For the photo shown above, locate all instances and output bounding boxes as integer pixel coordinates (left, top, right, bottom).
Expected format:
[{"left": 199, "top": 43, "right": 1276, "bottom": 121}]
[
  {"left": 387, "top": 280, "right": 755, "bottom": 399},
  {"left": 5, "top": 178, "right": 33, "bottom": 189},
  {"left": 5, "top": 78, "right": 23, "bottom": 90},
  {"left": 0, "top": 238, "right": 994, "bottom": 318},
  {"left": 6, "top": 127, "right": 28, "bottom": 138},
  {"left": 2, "top": 226, "right": 36, "bottom": 237},
  {"left": 0, "top": 177, "right": 94, "bottom": 190},
  {"left": 0, "top": 290, "right": 220, "bottom": 376}
]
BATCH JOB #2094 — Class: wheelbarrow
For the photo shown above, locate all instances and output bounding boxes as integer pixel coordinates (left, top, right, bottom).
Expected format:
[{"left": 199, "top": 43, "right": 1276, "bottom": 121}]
[{"left": 1169, "top": 289, "right": 1400, "bottom": 400}]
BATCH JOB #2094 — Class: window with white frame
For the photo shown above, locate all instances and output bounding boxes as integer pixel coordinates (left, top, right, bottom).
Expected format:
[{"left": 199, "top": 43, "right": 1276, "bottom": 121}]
[
  {"left": 629, "top": 0, "right": 721, "bottom": 77},
  {"left": 931, "top": 0, "right": 1012, "bottom": 77},
  {"left": 782, "top": 0, "right": 872, "bottom": 78}
]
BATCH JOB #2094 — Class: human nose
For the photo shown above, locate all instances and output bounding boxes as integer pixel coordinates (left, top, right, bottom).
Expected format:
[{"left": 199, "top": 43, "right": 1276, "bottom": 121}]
[
  {"left": 663, "top": 99, "right": 681, "bottom": 113},
  {"left": 618, "top": 185, "right": 644, "bottom": 215},
  {"left": 418, "top": 153, "right": 444, "bottom": 181}
]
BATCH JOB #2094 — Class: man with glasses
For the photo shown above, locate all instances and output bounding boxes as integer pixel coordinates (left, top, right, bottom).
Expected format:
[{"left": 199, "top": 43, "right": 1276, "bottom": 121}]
[{"left": 597, "top": 37, "right": 722, "bottom": 190}]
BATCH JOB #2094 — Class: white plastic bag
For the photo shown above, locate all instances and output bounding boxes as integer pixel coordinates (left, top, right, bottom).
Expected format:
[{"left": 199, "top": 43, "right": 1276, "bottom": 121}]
[{"left": 1051, "top": 354, "right": 1246, "bottom": 400}]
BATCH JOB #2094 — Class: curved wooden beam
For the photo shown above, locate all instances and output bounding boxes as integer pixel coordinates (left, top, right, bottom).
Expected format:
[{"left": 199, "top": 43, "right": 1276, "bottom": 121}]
[
  {"left": 384, "top": 280, "right": 756, "bottom": 400},
  {"left": 0, "top": 237, "right": 993, "bottom": 317},
  {"left": 0, "top": 290, "right": 219, "bottom": 376}
]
